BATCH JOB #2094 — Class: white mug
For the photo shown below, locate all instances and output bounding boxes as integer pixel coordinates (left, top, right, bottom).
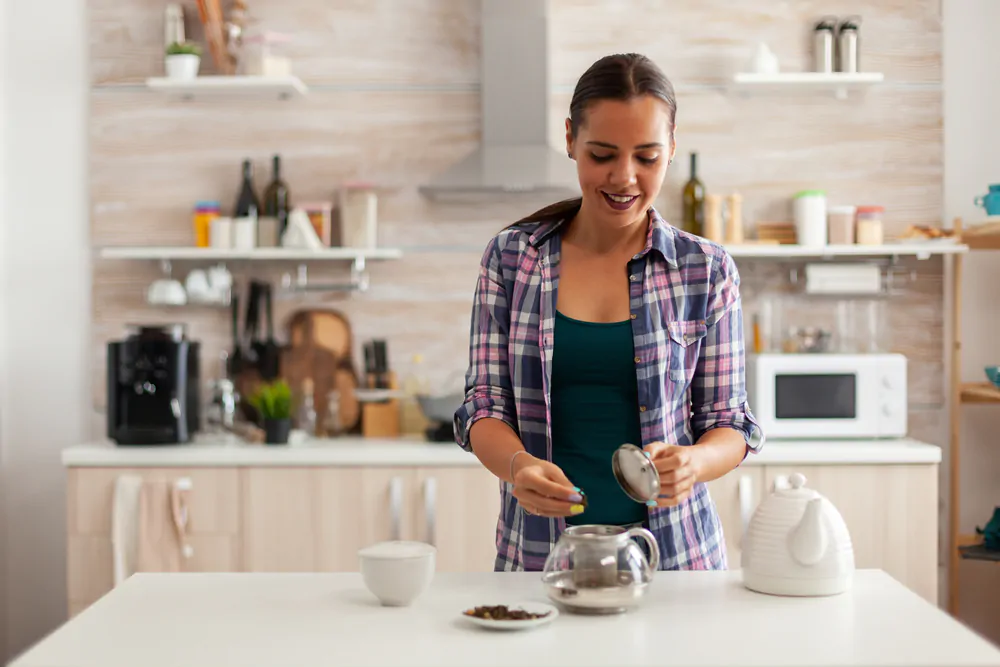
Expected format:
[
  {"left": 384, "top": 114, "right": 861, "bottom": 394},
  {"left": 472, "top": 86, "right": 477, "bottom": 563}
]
[{"left": 210, "top": 217, "right": 233, "bottom": 249}]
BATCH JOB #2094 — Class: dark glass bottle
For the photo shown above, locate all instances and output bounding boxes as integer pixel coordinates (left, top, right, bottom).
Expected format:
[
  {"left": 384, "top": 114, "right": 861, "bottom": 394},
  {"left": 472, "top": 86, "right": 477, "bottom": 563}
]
[
  {"left": 234, "top": 159, "right": 260, "bottom": 221},
  {"left": 263, "top": 155, "right": 291, "bottom": 236},
  {"left": 681, "top": 152, "right": 705, "bottom": 236}
]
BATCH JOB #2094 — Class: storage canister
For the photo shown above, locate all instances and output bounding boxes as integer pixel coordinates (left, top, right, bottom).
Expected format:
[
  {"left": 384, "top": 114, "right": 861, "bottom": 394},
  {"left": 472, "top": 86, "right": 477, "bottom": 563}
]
[
  {"left": 793, "top": 190, "right": 828, "bottom": 246},
  {"left": 338, "top": 182, "right": 378, "bottom": 249},
  {"left": 827, "top": 205, "right": 857, "bottom": 245},
  {"left": 193, "top": 200, "right": 220, "bottom": 248},
  {"left": 813, "top": 17, "right": 837, "bottom": 73},
  {"left": 855, "top": 206, "right": 884, "bottom": 245}
]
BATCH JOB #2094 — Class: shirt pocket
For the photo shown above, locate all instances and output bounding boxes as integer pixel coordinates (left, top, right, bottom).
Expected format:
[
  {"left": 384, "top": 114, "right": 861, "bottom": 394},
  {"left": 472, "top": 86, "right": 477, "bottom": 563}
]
[{"left": 666, "top": 320, "right": 708, "bottom": 386}]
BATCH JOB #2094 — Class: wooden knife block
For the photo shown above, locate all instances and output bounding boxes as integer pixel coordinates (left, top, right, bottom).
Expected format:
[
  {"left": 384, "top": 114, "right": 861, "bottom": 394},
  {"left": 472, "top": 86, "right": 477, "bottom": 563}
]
[{"left": 361, "top": 372, "right": 400, "bottom": 438}]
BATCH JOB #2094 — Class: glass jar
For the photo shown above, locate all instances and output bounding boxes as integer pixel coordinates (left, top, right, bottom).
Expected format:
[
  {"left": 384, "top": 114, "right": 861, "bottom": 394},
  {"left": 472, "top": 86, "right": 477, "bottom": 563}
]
[
  {"left": 856, "top": 206, "right": 885, "bottom": 245},
  {"left": 827, "top": 205, "right": 856, "bottom": 245}
]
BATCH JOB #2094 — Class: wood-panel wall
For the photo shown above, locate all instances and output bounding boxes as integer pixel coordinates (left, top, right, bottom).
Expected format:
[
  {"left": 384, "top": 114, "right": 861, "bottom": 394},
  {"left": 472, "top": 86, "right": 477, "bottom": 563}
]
[{"left": 88, "top": 0, "right": 945, "bottom": 450}]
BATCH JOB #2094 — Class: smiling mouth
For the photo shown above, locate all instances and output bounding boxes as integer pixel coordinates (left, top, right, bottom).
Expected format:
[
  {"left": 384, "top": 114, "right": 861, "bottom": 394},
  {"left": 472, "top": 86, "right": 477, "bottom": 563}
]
[{"left": 601, "top": 191, "right": 640, "bottom": 210}]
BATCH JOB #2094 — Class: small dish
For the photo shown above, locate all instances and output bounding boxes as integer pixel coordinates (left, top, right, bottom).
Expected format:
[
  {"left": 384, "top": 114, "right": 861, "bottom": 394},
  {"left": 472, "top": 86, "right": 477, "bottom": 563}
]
[
  {"left": 353, "top": 388, "right": 405, "bottom": 402},
  {"left": 461, "top": 602, "right": 558, "bottom": 631}
]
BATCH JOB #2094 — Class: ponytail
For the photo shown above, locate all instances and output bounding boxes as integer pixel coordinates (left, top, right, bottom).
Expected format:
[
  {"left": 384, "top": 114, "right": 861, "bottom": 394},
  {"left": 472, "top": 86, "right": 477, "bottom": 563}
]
[{"left": 508, "top": 197, "right": 583, "bottom": 229}]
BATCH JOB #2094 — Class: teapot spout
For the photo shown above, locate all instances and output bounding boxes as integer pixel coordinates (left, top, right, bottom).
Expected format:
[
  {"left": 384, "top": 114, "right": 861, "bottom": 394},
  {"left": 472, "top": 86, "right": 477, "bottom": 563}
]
[{"left": 789, "top": 498, "right": 828, "bottom": 566}]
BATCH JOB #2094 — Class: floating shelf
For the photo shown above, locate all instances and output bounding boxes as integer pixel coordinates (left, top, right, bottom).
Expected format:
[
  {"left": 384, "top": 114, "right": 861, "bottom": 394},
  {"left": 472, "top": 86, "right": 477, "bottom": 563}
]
[
  {"left": 97, "top": 246, "right": 401, "bottom": 261},
  {"left": 145, "top": 75, "right": 308, "bottom": 99},
  {"left": 959, "top": 382, "right": 1000, "bottom": 404},
  {"left": 731, "top": 72, "right": 884, "bottom": 98},
  {"left": 960, "top": 219, "right": 1000, "bottom": 250},
  {"left": 725, "top": 242, "right": 966, "bottom": 259}
]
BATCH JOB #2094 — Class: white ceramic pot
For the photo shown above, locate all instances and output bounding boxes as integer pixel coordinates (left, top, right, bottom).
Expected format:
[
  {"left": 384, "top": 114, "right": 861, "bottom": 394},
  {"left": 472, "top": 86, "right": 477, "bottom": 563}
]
[
  {"left": 358, "top": 541, "right": 435, "bottom": 607},
  {"left": 742, "top": 472, "right": 854, "bottom": 597},
  {"left": 165, "top": 54, "right": 200, "bottom": 80}
]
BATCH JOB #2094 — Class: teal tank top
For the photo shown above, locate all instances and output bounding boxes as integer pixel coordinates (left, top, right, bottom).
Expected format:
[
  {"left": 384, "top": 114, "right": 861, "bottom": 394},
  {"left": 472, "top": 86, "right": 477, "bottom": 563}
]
[{"left": 550, "top": 311, "right": 647, "bottom": 526}]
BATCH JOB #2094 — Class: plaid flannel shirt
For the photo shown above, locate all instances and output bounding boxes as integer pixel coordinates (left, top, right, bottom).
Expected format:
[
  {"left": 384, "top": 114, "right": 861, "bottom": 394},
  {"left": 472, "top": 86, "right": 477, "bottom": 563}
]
[{"left": 453, "top": 207, "right": 764, "bottom": 571}]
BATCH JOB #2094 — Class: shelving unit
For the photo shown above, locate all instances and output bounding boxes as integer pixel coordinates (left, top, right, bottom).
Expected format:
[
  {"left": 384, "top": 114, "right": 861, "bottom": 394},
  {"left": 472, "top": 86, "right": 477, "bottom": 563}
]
[
  {"left": 948, "top": 216, "right": 1000, "bottom": 615},
  {"left": 731, "top": 71, "right": 884, "bottom": 99},
  {"left": 97, "top": 246, "right": 401, "bottom": 262},
  {"left": 97, "top": 246, "right": 403, "bottom": 296},
  {"left": 725, "top": 241, "right": 965, "bottom": 260},
  {"left": 145, "top": 75, "right": 309, "bottom": 99}
]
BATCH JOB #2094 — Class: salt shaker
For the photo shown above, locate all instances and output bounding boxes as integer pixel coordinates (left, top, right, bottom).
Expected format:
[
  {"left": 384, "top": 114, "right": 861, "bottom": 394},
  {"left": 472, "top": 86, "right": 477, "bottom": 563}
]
[
  {"left": 837, "top": 17, "right": 861, "bottom": 73},
  {"left": 813, "top": 17, "right": 838, "bottom": 73}
]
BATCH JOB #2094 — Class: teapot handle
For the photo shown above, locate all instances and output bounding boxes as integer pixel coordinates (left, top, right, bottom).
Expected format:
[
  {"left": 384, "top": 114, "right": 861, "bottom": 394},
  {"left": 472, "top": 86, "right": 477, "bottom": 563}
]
[{"left": 627, "top": 527, "right": 660, "bottom": 572}]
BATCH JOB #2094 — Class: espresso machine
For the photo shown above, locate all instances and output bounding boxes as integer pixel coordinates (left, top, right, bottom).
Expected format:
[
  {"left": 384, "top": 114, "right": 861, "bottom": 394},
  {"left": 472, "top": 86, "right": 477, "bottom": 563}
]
[{"left": 106, "top": 324, "right": 201, "bottom": 445}]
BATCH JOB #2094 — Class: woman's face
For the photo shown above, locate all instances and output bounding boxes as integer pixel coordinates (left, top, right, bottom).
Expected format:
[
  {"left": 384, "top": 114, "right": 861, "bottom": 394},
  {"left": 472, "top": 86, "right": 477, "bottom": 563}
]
[{"left": 566, "top": 95, "right": 675, "bottom": 229}]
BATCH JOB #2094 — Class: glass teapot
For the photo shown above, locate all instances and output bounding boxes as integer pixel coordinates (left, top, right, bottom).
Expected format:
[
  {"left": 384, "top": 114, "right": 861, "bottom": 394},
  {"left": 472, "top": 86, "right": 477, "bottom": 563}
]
[{"left": 541, "top": 524, "right": 660, "bottom": 615}]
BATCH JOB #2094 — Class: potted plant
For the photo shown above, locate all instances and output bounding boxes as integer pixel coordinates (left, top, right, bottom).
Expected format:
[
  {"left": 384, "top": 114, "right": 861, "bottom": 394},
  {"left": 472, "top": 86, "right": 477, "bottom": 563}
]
[
  {"left": 165, "top": 41, "right": 202, "bottom": 80},
  {"left": 248, "top": 380, "right": 292, "bottom": 445}
]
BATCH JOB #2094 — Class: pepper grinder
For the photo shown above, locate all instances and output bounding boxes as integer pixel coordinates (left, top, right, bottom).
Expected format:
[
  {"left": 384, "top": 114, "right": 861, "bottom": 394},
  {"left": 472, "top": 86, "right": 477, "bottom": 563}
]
[
  {"left": 837, "top": 16, "right": 861, "bottom": 73},
  {"left": 725, "top": 193, "right": 744, "bottom": 245},
  {"left": 703, "top": 194, "right": 723, "bottom": 243}
]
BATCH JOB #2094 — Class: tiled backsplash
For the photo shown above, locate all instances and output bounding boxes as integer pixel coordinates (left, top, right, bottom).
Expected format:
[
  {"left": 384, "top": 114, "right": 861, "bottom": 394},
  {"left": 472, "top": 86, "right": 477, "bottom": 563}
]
[{"left": 89, "top": 0, "right": 945, "bottom": 445}]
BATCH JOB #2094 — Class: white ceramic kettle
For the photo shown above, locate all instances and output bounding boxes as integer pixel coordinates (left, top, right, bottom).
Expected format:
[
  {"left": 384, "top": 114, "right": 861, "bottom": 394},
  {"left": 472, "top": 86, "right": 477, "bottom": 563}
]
[{"left": 742, "top": 472, "right": 854, "bottom": 596}]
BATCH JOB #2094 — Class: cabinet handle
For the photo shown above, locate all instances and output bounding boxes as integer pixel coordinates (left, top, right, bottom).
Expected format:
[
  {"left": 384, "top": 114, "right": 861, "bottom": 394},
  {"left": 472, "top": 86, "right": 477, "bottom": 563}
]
[
  {"left": 738, "top": 474, "right": 753, "bottom": 549},
  {"left": 389, "top": 476, "right": 403, "bottom": 541},
  {"left": 423, "top": 477, "right": 437, "bottom": 547}
]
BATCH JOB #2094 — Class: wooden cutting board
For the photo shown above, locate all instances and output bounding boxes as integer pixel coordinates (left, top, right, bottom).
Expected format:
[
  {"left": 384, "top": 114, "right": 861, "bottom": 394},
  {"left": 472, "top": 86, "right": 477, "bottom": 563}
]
[{"left": 282, "top": 309, "right": 361, "bottom": 434}]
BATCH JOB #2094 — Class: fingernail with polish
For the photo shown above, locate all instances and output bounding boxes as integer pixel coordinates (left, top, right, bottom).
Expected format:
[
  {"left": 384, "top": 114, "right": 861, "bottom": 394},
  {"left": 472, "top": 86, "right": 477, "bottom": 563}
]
[
  {"left": 568, "top": 493, "right": 583, "bottom": 503},
  {"left": 643, "top": 450, "right": 652, "bottom": 459},
  {"left": 570, "top": 504, "right": 585, "bottom": 514},
  {"left": 646, "top": 500, "right": 658, "bottom": 507},
  {"left": 573, "top": 486, "right": 581, "bottom": 492}
]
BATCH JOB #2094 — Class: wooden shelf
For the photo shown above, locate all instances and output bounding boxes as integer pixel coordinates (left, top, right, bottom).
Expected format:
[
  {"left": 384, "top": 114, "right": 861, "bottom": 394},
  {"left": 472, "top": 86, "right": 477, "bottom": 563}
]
[
  {"left": 960, "top": 220, "right": 1000, "bottom": 250},
  {"left": 97, "top": 246, "right": 402, "bottom": 262},
  {"left": 145, "top": 75, "right": 308, "bottom": 99},
  {"left": 725, "top": 242, "right": 966, "bottom": 259},
  {"left": 730, "top": 72, "right": 884, "bottom": 98},
  {"left": 959, "top": 544, "right": 1000, "bottom": 563},
  {"left": 959, "top": 382, "right": 1000, "bottom": 404}
]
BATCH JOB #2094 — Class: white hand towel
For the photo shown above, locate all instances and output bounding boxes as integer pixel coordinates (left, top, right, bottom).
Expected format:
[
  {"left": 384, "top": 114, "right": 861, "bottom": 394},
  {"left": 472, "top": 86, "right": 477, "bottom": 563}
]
[{"left": 111, "top": 474, "right": 143, "bottom": 586}]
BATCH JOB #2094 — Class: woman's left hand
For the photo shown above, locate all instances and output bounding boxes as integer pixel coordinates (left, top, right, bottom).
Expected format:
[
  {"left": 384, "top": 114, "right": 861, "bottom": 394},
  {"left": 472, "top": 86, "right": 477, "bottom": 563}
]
[{"left": 642, "top": 442, "right": 698, "bottom": 507}]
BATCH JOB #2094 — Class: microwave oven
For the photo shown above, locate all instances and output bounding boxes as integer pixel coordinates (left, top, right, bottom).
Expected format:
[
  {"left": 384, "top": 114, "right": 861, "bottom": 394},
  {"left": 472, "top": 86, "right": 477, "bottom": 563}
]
[{"left": 746, "top": 353, "right": 907, "bottom": 440}]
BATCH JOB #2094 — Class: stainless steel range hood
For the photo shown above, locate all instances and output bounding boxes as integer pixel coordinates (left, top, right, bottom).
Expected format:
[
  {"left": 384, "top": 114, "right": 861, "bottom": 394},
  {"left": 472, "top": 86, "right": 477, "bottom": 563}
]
[{"left": 418, "top": 0, "right": 580, "bottom": 200}]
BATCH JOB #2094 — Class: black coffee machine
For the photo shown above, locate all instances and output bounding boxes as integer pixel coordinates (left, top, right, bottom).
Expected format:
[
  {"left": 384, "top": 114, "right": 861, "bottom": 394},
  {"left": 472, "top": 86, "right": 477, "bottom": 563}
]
[{"left": 107, "top": 324, "right": 200, "bottom": 445}]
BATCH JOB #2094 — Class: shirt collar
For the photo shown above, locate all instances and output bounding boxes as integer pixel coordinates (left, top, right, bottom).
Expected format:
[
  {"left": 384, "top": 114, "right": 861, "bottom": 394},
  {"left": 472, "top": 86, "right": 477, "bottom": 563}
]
[{"left": 528, "top": 206, "right": 679, "bottom": 267}]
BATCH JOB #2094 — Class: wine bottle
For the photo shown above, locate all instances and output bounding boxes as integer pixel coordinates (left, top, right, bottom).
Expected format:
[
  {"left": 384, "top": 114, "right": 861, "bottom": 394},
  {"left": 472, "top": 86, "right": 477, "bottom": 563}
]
[
  {"left": 681, "top": 152, "right": 705, "bottom": 236},
  {"left": 234, "top": 159, "right": 260, "bottom": 221},
  {"left": 263, "top": 154, "right": 291, "bottom": 237}
]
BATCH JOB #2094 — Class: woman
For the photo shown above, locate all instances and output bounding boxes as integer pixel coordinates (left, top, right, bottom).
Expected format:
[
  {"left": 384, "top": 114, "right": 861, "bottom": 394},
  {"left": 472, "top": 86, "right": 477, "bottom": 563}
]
[{"left": 453, "top": 53, "right": 764, "bottom": 572}]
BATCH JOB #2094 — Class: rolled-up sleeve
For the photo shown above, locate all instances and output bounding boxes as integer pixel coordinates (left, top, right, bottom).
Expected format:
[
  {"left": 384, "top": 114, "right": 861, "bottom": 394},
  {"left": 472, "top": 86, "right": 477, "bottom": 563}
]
[
  {"left": 453, "top": 237, "right": 519, "bottom": 452},
  {"left": 689, "top": 251, "right": 764, "bottom": 455}
]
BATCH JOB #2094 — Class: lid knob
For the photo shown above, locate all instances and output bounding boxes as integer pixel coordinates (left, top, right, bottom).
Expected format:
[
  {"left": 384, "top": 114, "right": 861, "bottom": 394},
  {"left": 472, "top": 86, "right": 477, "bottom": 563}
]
[{"left": 789, "top": 472, "right": 807, "bottom": 489}]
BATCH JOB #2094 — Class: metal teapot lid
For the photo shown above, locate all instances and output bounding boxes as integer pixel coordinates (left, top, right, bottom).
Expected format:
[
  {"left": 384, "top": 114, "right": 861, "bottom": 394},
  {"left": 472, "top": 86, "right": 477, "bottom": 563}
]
[{"left": 612, "top": 443, "right": 660, "bottom": 503}]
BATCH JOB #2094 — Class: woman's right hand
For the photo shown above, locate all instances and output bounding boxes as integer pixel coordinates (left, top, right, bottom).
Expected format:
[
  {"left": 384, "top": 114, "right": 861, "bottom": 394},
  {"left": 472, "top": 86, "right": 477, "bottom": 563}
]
[{"left": 511, "top": 455, "right": 585, "bottom": 518}]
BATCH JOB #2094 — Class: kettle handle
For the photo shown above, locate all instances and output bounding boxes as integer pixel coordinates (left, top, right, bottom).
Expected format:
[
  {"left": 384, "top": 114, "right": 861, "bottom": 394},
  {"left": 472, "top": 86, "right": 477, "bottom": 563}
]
[{"left": 627, "top": 527, "right": 660, "bottom": 571}]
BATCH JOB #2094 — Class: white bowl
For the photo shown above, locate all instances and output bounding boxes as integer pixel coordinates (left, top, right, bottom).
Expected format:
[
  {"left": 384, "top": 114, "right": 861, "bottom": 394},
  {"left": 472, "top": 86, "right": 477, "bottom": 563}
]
[{"left": 358, "top": 541, "right": 436, "bottom": 607}]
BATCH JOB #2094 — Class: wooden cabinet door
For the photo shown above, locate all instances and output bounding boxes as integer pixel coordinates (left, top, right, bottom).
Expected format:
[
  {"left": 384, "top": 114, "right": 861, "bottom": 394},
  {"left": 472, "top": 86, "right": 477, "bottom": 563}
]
[
  {"left": 67, "top": 467, "right": 241, "bottom": 616},
  {"left": 704, "top": 467, "right": 766, "bottom": 569},
  {"left": 241, "top": 467, "right": 417, "bottom": 573},
  {"left": 413, "top": 466, "right": 502, "bottom": 573},
  {"left": 318, "top": 467, "right": 419, "bottom": 571},
  {"left": 763, "top": 464, "right": 938, "bottom": 603}
]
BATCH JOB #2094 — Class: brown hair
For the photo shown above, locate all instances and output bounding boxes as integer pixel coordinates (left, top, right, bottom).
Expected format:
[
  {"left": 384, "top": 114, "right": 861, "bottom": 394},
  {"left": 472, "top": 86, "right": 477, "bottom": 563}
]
[{"left": 511, "top": 53, "right": 677, "bottom": 226}]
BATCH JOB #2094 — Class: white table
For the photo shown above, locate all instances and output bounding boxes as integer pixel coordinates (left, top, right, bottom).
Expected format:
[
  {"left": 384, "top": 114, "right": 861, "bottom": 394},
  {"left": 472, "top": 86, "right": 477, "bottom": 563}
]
[{"left": 12, "top": 571, "right": 1000, "bottom": 667}]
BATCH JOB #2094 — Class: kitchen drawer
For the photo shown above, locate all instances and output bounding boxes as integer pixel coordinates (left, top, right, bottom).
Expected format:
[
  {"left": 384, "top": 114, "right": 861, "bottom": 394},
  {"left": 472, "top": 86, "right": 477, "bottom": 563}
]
[{"left": 68, "top": 467, "right": 240, "bottom": 535}]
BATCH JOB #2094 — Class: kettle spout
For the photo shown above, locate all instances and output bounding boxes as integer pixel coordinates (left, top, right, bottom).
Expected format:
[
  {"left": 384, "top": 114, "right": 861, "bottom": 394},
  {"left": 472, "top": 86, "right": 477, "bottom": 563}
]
[{"left": 789, "top": 498, "right": 828, "bottom": 566}]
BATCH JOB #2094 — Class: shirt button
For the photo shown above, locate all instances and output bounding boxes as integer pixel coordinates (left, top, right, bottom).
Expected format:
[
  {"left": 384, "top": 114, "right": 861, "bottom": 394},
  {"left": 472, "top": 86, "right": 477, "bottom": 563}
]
[
  {"left": 630, "top": 313, "right": 637, "bottom": 320},
  {"left": 639, "top": 406, "right": 647, "bottom": 413},
  {"left": 634, "top": 356, "right": 641, "bottom": 363},
  {"left": 629, "top": 274, "right": 637, "bottom": 282}
]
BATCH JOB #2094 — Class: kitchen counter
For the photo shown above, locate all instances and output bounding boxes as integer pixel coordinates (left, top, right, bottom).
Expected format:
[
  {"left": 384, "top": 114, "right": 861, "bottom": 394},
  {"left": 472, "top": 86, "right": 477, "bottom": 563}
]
[
  {"left": 12, "top": 571, "right": 1000, "bottom": 667},
  {"left": 61, "top": 436, "right": 942, "bottom": 467}
]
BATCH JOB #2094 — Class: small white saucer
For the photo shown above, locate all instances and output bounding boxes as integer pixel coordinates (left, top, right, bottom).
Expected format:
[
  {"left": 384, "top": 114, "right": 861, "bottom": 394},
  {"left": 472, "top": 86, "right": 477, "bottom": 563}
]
[{"left": 460, "top": 602, "right": 559, "bottom": 631}]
